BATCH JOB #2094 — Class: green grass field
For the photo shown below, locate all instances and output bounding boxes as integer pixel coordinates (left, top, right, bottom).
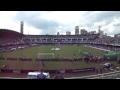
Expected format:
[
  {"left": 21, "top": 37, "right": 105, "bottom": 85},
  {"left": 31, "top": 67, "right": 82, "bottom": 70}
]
[
  {"left": 0, "top": 45, "right": 120, "bottom": 78},
  {"left": 1, "top": 45, "right": 107, "bottom": 58},
  {"left": 0, "top": 45, "right": 120, "bottom": 70}
]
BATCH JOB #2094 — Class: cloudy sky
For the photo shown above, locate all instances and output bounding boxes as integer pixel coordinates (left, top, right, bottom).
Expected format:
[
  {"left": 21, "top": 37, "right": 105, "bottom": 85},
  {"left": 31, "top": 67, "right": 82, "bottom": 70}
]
[{"left": 0, "top": 11, "right": 120, "bottom": 36}]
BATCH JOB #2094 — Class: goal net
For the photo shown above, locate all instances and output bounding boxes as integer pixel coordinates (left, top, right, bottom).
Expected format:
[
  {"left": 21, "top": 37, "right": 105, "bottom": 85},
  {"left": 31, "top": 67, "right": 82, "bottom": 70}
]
[{"left": 38, "top": 53, "right": 54, "bottom": 59}]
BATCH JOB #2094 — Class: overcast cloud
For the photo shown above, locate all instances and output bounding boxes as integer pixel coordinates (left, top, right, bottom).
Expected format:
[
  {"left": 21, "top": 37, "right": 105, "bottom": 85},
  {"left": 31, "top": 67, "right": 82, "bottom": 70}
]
[{"left": 0, "top": 11, "right": 120, "bottom": 36}]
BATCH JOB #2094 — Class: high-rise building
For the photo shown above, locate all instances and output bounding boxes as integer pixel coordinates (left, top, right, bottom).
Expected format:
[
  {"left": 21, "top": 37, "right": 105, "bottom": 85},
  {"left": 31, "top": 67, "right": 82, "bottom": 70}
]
[
  {"left": 20, "top": 21, "right": 24, "bottom": 34},
  {"left": 105, "top": 33, "right": 107, "bottom": 36},
  {"left": 99, "top": 30, "right": 104, "bottom": 38},
  {"left": 100, "top": 31, "right": 104, "bottom": 35},
  {"left": 57, "top": 32, "right": 60, "bottom": 35},
  {"left": 66, "top": 31, "right": 71, "bottom": 35},
  {"left": 114, "top": 33, "right": 120, "bottom": 37},
  {"left": 81, "top": 29, "right": 88, "bottom": 35},
  {"left": 90, "top": 31, "right": 96, "bottom": 34},
  {"left": 98, "top": 26, "right": 101, "bottom": 34},
  {"left": 75, "top": 26, "right": 79, "bottom": 35}
]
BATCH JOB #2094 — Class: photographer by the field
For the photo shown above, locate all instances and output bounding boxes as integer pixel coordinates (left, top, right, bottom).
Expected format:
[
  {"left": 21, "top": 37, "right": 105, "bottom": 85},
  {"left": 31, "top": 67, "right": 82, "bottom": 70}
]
[{"left": 54, "top": 70, "right": 64, "bottom": 79}]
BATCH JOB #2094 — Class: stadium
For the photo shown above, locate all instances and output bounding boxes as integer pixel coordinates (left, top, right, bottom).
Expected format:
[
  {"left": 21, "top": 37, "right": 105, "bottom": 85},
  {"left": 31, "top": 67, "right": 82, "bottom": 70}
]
[{"left": 0, "top": 22, "right": 120, "bottom": 79}]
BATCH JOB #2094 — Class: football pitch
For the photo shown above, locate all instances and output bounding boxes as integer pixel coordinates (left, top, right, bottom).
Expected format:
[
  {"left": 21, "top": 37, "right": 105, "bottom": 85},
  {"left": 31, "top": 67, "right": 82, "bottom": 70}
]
[
  {"left": 0, "top": 45, "right": 120, "bottom": 70},
  {"left": 1, "top": 45, "right": 106, "bottom": 59}
]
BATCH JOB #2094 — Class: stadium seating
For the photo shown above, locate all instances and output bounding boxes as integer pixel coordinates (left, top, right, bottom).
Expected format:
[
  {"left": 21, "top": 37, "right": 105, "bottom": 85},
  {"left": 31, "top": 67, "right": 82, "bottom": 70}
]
[{"left": 1, "top": 29, "right": 120, "bottom": 53}]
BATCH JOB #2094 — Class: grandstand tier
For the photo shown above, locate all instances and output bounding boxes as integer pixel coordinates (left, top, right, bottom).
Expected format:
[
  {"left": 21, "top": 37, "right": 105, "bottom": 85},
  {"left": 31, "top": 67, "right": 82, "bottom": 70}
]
[{"left": 1, "top": 29, "right": 120, "bottom": 53}]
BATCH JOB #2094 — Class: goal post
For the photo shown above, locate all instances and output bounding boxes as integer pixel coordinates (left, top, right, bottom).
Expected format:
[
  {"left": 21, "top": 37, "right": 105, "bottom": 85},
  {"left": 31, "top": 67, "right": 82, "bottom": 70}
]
[{"left": 38, "top": 53, "right": 54, "bottom": 59}]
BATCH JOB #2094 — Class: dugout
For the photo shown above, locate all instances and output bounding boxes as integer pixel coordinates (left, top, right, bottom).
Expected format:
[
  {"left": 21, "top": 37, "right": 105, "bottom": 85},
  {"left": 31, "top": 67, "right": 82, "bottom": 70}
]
[{"left": 104, "top": 54, "right": 117, "bottom": 61}]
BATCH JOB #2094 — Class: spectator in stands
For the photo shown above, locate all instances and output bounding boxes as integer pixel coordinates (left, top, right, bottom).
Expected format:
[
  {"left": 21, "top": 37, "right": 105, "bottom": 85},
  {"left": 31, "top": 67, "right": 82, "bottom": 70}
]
[
  {"left": 37, "top": 69, "right": 47, "bottom": 79},
  {"left": 54, "top": 71, "right": 64, "bottom": 79}
]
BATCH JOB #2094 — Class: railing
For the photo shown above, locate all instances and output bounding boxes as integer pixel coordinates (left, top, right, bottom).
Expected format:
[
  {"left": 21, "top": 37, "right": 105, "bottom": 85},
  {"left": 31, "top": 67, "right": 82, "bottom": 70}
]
[
  {"left": 0, "top": 77, "right": 27, "bottom": 79},
  {"left": 65, "top": 71, "right": 120, "bottom": 79},
  {"left": 0, "top": 71, "right": 120, "bottom": 79}
]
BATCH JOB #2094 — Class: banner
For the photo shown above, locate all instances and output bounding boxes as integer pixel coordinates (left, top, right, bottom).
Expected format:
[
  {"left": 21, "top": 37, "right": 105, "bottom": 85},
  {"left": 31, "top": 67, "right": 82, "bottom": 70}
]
[
  {"left": 13, "top": 70, "right": 21, "bottom": 73},
  {"left": 72, "top": 68, "right": 95, "bottom": 73},
  {"left": 0, "top": 67, "right": 95, "bottom": 74},
  {"left": 60, "top": 70, "right": 65, "bottom": 74}
]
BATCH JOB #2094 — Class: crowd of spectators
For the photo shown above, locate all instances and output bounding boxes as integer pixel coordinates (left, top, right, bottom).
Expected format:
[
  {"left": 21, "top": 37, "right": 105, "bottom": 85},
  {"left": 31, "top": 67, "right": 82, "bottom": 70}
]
[
  {"left": 24, "top": 34, "right": 99, "bottom": 44},
  {"left": 87, "top": 44, "right": 120, "bottom": 53},
  {"left": 1, "top": 29, "right": 120, "bottom": 53},
  {"left": 81, "top": 52, "right": 105, "bottom": 63},
  {"left": 94, "top": 36, "right": 120, "bottom": 45}
]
